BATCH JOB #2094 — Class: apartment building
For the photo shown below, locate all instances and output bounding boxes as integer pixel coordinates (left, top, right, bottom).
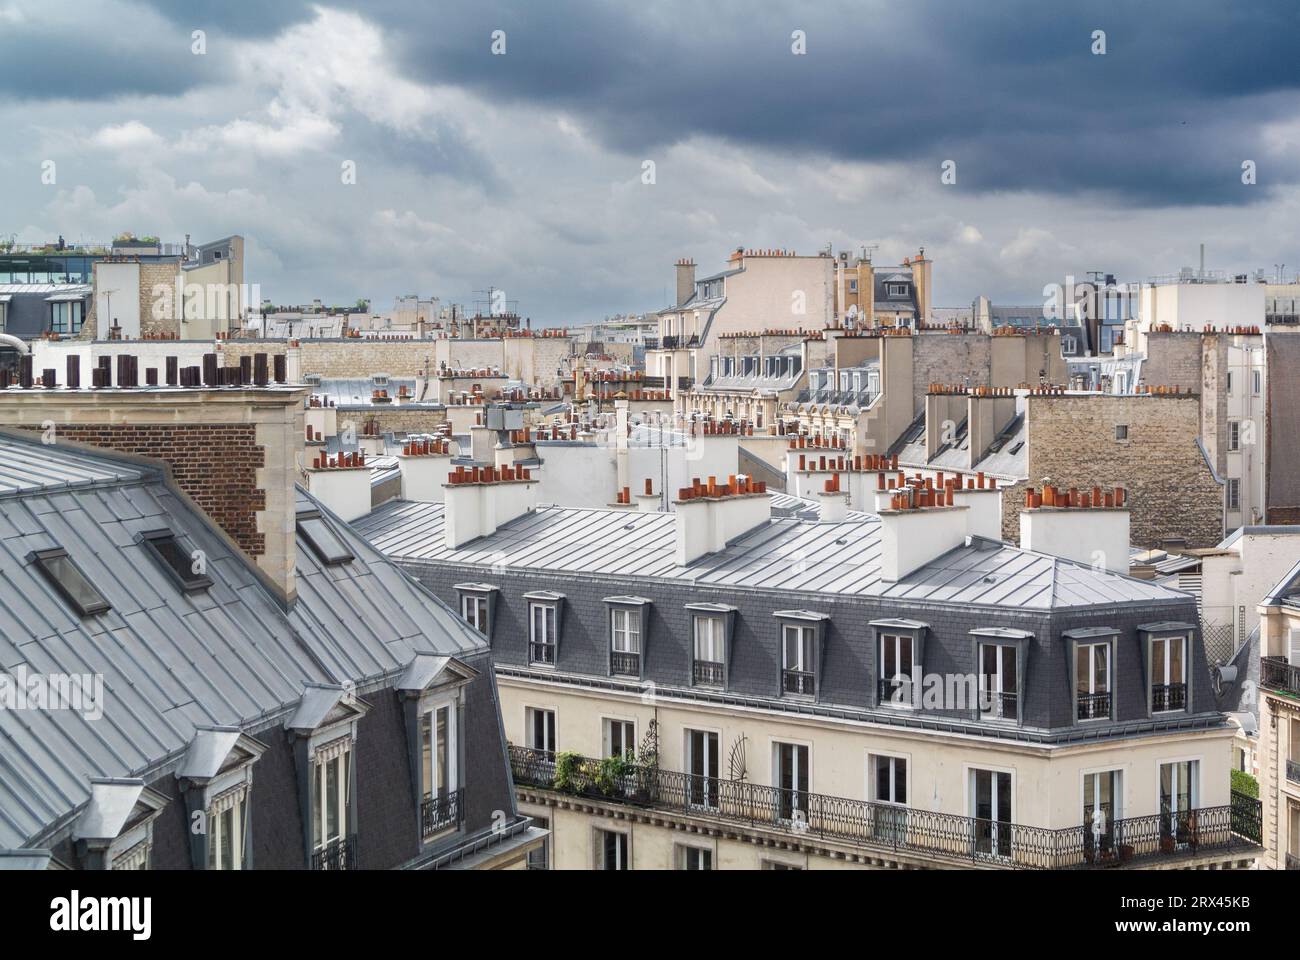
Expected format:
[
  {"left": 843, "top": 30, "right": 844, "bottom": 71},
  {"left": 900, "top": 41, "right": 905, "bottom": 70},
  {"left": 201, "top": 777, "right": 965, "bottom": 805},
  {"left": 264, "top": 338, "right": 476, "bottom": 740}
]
[
  {"left": 1256, "top": 561, "right": 1300, "bottom": 869},
  {"left": 648, "top": 250, "right": 835, "bottom": 403},
  {"left": 0, "top": 378, "right": 542, "bottom": 870},
  {"left": 831, "top": 250, "right": 933, "bottom": 329},
  {"left": 357, "top": 470, "right": 1262, "bottom": 870}
]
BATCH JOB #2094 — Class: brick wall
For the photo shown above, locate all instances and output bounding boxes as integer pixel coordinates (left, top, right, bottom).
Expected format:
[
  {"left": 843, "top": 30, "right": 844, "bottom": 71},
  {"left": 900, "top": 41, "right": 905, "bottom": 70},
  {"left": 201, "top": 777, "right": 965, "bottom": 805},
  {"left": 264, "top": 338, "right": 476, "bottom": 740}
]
[
  {"left": 139, "top": 262, "right": 180, "bottom": 337},
  {"left": 1023, "top": 395, "right": 1222, "bottom": 548},
  {"left": 39, "top": 423, "right": 267, "bottom": 556}
]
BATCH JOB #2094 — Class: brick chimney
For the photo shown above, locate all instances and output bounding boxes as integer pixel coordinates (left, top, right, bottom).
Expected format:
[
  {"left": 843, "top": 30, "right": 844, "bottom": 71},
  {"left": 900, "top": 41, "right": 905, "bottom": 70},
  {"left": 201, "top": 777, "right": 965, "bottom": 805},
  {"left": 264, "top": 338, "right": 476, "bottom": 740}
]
[
  {"left": 443, "top": 465, "right": 538, "bottom": 548},
  {"left": 674, "top": 475, "right": 770, "bottom": 565},
  {"left": 1019, "top": 485, "right": 1130, "bottom": 573},
  {"left": 675, "top": 258, "right": 696, "bottom": 307},
  {"left": 0, "top": 370, "right": 306, "bottom": 602}
]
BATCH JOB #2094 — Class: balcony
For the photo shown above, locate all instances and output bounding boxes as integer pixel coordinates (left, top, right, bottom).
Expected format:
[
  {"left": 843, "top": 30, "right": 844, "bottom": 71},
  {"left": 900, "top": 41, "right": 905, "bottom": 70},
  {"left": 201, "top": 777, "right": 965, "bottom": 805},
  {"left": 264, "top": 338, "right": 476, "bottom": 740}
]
[
  {"left": 529, "top": 641, "right": 556, "bottom": 666},
  {"left": 693, "top": 659, "right": 725, "bottom": 687},
  {"left": 1263, "top": 656, "right": 1300, "bottom": 697},
  {"left": 611, "top": 650, "right": 640, "bottom": 677},
  {"left": 1287, "top": 760, "right": 1300, "bottom": 785},
  {"left": 878, "top": 677, "right": 910, "bottom": 706},
  {"left": 421, "top": 788, "right": 464, "bottom": 839},
  {"left": 311, "top": 835, "right": 357, "bottom": 871},
  {"left": 508, "top": 745, "right": 1261, "bottom": 869},
  {"left": 782, "top": 669, "right": 815, "bottom": 697},
  {"left": 981, "top": 691, "right": 1018, "bottom": 720},
  {"left": 1152, "top": 683, "right": 1187, "bottom": 712},
  {"left": 1077, "top": 691, "right": 1111, "bottom": 721}
]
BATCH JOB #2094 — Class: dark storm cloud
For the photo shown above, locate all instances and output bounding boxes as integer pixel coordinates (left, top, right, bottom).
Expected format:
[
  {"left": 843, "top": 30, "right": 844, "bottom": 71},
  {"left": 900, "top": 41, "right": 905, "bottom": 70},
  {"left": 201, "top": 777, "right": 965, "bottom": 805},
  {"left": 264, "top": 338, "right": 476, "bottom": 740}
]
[{"left": 348, "top": 0, "right": 1300, "bottom": 207}]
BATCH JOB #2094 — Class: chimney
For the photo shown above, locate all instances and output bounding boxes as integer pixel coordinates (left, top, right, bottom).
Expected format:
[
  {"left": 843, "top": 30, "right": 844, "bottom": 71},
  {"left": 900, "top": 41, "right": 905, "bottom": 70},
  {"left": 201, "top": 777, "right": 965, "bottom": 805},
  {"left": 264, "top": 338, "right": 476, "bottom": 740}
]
[
  {"left": 397, "top": 437, "right": 454, "bottom": 502},
  {"left": 925, "top": 386, "right": 968, "bottom": 460},
  {"left": 304, "top": 452, "right": 371, "bottom": 522},
  {"left": 878, "top": 485, "right": 970, "bottom": 582},
  {"left": 1019, "top": 485, "right": 1130, "bottom": 573},
  {"left": 674, "top": 475, "right": 770, "bottom": 565},
  {"left": 965, "top": 388, "right": 1017, "bottom": 468},
  {"left": 817, "top": 472, "right": 849, "bottom": 522},
  {"left": 443, "top": 466, "right": 538, "bottom": 549},
  {"left": 675, "top": 258, "right": 696, "bottom": 307}
]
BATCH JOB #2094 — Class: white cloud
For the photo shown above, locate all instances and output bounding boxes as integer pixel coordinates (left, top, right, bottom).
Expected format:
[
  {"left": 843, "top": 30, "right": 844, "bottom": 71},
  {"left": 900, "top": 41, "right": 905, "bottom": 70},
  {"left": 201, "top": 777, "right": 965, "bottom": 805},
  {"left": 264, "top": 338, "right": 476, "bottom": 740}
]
[{"left": 91, "top": 121, "right": 163, "bottom": 152}]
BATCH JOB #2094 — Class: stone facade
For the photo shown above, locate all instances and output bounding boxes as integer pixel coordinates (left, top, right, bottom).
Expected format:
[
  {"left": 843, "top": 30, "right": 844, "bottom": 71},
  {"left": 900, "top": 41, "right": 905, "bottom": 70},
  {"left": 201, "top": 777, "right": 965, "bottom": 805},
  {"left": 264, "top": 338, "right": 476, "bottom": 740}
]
[{"left": 1020, "top": 394, "right": 1222, "bottom": 548}]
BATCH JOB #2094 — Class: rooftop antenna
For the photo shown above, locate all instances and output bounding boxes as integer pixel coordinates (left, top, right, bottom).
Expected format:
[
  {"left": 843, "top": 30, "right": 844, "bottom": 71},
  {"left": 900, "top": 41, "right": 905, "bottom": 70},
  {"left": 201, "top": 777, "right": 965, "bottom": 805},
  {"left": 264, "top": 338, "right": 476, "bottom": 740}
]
[{"left": 861, "top": 243, "right": 879, "bottom": 263}]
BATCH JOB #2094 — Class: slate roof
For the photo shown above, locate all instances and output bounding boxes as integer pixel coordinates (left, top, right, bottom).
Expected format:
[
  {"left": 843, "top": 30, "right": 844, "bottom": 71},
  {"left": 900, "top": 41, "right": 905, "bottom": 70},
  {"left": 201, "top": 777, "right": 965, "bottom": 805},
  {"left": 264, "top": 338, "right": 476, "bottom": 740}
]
[
  {"left": 354, "top": 499, "right": 1191, "bottom": 611},
  {"left": 0, "top": 430, "right": 487, "bottom": 848}
]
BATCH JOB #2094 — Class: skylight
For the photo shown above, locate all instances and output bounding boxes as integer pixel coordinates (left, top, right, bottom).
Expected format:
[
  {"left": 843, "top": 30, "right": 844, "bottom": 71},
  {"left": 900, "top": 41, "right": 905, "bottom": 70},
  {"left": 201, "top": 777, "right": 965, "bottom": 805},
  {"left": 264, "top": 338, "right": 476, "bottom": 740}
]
[
  {"left": 30, "top": 548, "right": 111, "bottom": 617},
  {"left": 297, "top": 511, "right": 354, "bottom": 566},
  {"left": 139, "top": 530, "right": 213, "bottom": 593}
]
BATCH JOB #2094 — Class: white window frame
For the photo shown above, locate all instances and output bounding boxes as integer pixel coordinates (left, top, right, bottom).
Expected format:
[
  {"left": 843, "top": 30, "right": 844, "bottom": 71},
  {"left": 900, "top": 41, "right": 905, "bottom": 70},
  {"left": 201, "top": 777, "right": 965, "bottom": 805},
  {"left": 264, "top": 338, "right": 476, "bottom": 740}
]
[
  {"left": 420, "top": 696, "right": 459, "bottom": 804},
  {"left": 526, "top": 706, "right": 556, "bottom": 755},
  {"left": 1076, "top": 641, "right": 1112, "bottom": 721},
  {"left": 879, "top": 633, "right": 915, "bottom": 706},
  {"left": 693, "top": 616, "right": 724, "bottom": 664},
  {"left": 595, "top": 827, "right": 630, "bottom": 870},
  {"left": 203, "top": 762, "right": 256, "bottom": 870},
  {"left": 966, "top": 764, "right": 1015, "bottom": 860},
  {"left": 310, "top": 736, "right": 353, "bottom": 861},
  {"left": 461, "top": 593, "right": 488, "bottom": 634},
  {"left": 610, "top": 607, "right": 640, "bottom": 654},
  {"left": 529, "top": 602, "right": 558, "bottom": 663},
  {"left": 868, "top": 751, "right": 909, "bottom": 806},
  {"left": 771, "top": 738, "right": 811, "bottom": 824},
  {"left": 1157, "top": 757, "right": 1200, "bottom": 843},
  {"left": 603, "top": 717, "right": 635, "bottom": 758},
  {"left": 685, "top": 727, "right": 721, "bottom": 810},
  {"left": 1151, "top": 635, "right": 1187, "bottom": 711},
  {"left": 676, "top": 843, "right": 714, "bottom": 870},
  {"left": 978, "top": 642, "right": 1018, "bottom": 720},
  {"left": 781, "top": 624, "right": 815, "bottom": 675},
  {"left": 1228, "top": 419, "right": 1241, "bottom": 452}
]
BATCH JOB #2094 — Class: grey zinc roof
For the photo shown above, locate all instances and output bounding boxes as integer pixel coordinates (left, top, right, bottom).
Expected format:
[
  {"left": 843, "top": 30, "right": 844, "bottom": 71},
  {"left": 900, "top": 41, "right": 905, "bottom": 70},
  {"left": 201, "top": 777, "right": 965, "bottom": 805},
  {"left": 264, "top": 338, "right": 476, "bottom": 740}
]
[
  {"left": 0, "top": 431, "right": 488, "bottom": 849},
  {"left": 354, "top": 499, "right": 1190, "bottom": 611}
]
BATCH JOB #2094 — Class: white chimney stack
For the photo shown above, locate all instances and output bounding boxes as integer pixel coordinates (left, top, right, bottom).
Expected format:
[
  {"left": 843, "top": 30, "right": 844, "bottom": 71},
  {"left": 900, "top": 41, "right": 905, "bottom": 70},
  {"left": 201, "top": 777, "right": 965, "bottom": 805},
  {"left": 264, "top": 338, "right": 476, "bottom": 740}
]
[
  {"left": 397, "top": 437, "right": 454, "bottom": 502},
  {"left": 1019, "top": 485, "right": 1130, "bottom": 573},
  {"left": 674, "top": 475, "right": 771, "bottom": 565},
  {"left": 877, "top": 485, "right": 970, "bottom": 582},
  {"left": 304, "top": 452, "right": 371, "bottom": 522},
  {"left": 443, "top": 465, "right": 538, "bottom": 549}
]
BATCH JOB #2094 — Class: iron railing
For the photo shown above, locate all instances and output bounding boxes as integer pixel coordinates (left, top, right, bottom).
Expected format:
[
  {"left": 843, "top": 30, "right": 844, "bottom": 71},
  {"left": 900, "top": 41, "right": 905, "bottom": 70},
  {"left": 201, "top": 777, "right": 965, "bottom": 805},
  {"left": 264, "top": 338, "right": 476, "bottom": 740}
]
[
  {"left": 1077, "top": 692, "right": 1111, "bottom": 721},
  {"left": 981, "top": 691, "right": 1018, "bottom": 720},
  {"left": 782, "top": 669, "right": 815, "bottom": 697},
  {"left": 693, "top": 660, "right": 725, "bottom": 686},
  {"left": 878, "top": 677, "right": 909, "bottom": 706},
  {"left": 1288, "top": 760, "right": 1300, "bottom": 784},
  {"left": 1230, "top": 789, "right": 1262, "bottom": 844},
  {"left": 529, "top": 641, "right": 556, "bottom": 666},
  {"left": 421, "top": 788, "right": 463, "bottom": 838},
  {"left": 508, "top": 745, "right": 1260, "bottom": 869},
  {"left": 311, "top": 835, "right": 357, "bottom": 870},
  {"left": 611, "top": 650, "right": 640, "bottom": 677},
  {"left": 1263, "top": 656, "right": 1300, "bottom": 697},
  {"left": 1152, "top": 683, "right": 1187, "bottom": 712}
]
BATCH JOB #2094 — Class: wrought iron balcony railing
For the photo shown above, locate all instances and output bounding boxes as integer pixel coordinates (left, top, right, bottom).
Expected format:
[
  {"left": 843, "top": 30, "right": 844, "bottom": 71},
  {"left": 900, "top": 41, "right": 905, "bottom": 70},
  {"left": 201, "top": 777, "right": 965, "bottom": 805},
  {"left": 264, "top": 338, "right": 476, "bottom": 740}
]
[
  {"left": 529, "top": 641, "right": 556, "bottom": 666},
  {"left": 693, "top": 659, "right": 725, "bottom": 687},
  {"left": 1152, "top": 683, "right": 1187, "bottom": 712},
  {"left": 421, "top": 788, "right": 464, "bottom": 839},
  {"left": 508, "top": 745, "right": 1260, "bottom": 869},
  {"left": 981, "top": 691, "right": 1018, "bottom": 720},
  {"left": 611, "top": 650, "right": 641, "bottom": 677},
  {"left": 1288, "top": 760, "right": 1300, "bottom": 784},
  {"left": 311, "top": 834, "right": 357, "bottom": 871},
  {"left": 782, "top": 669, "right": 815, "bottom": 697},
  {"left": 1077, "top": 691, "right": 1111, "bottom": 720},
  {"left": 878, "top": 677, "right": 910, "bottom": 705},
  {"left": 1263, "top": 656, "right": 1300, "bottom": 697}
]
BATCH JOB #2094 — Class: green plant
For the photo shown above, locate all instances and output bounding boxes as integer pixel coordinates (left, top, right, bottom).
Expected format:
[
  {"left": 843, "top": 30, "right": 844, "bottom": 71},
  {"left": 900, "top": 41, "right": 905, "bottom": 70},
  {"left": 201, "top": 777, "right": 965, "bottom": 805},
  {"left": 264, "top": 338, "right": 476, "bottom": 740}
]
[
  {"left": 593, "top": 753, "right": 636, "bottom": 796},
  {"left": 553, "top": 751, "right": 583, "bottom": 793},
  {"left": 1231, "top": 768, "right": 1258, "bottom": 798}
]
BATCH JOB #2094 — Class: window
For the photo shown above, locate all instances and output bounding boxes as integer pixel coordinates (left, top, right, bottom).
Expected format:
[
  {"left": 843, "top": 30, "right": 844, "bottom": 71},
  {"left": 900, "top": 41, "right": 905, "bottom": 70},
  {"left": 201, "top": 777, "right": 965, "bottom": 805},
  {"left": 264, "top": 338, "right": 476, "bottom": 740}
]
[
  {"left": 1083, "top": 770, "right": 1121, "bottom": 862},
  {"left": 139, "top": 530, "right": 212, "bottom": 593},
  {"left": 597, "top": 829, "right": 628, "bottom": 870},
  {"left": 207, "top": 786, "right": 248, "bottom": 870},
  {"left": 1151, "top": 636, "right": 1187, "bottom": 712},
  {"left": 30, "top": 548, "right": 110, "bottom": 617},
  {"left": 1114, "top": 424, "right": 1129, "bottom": 441},
  {"left": 686, "top": 729, "right": 719, "bottom": 810},
  {"left": 311, "top": 739, "right": 354, "bottom": 870},
  {"left": 1227, "top": 478, "right": 1241, "bottom": 511},
  {"left": 762, "top": 860, "right": 802, "bottom": 870},
  {"left": 887, "top": 283, "right": 908, "bottom": 298},
  {"left": 774, "top": 742, "right": 809, "bottom": 822},
  {"left": 527, "top": 816, "right": 550, "bottom": 870},
  {"left": 871, "top": 754, "right": 908, "bottom": 842},
  {"left": 781, "top": 624, "right": 816, "bottom": 697},
  {"left": 1061, "top": 335, "right": 1077, "bottom": 355},
  {"left": 878, "top": 634, "right": 914, "bottom": 705},
  {"left": 51, "top": 300, "right": 85, "bottom": 334},
  {"left": 970, "top": 768, "right": 1012, "bottom": 859},
  {"left": 529, "top": 603, "right": 557, "bottom": 665},
  {"left": 297, "top": 511, "right": 354, "bottom": 566},
  {"left": 1228, "top": 420, "right": 1241, "bottom": 452},
  {"left": 693, "top": 616, "right": 725, "bottom": 686},
  {"left": 1226, "top": 371, "right": 1235, "bottom": 395},
  {"left": 603, "top": 718, "right": 635, "bottom": 758},
  {"left": 677, "top": 845, "right": 712, "bottom": 870},
  {"left": 420, "top": 703, "right": 459, "bottom": 837},
  {"left": 610, "top": 607, "right": 640, "bottom": 676},
  {"left": 461, "top": 593, "right": 488, "bottom": 633},
  {"left": 979, "top": 644, "right": 1018, "bottom": 720},
  {"left": 527, "top": 707, "right": 556, "bottom": 756},
  {"left": 1075, "top": 642, "right": 1111, "bottom": 720},
  {"left": 1252, "top": 369, "right": 1262, "bottom": 396},
  {"left": 1158, "top": 760, "right": 1199, "bottom": 846}
]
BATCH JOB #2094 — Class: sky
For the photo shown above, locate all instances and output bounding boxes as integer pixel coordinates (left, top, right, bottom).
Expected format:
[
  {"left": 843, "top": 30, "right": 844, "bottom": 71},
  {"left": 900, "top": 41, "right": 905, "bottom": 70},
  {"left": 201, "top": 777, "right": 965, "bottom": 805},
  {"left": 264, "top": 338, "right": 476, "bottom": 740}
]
[{"left": 3, "top": 0, "right": 1300, "bottom": 325}]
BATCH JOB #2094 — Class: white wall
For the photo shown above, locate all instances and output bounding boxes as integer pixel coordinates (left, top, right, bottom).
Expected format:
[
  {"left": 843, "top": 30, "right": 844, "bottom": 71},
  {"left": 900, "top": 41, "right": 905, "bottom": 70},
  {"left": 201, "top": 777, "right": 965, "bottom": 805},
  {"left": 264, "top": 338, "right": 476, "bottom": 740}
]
[{"left": 93, "top": 261, "right": 141, "bottom": 339}]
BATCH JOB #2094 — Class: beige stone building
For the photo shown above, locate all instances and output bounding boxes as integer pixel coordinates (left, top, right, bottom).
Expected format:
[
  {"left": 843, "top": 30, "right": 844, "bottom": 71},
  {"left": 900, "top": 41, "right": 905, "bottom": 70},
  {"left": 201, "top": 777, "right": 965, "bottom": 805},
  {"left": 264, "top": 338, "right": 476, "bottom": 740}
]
[{"left": 1256, "top": 561, "right": 1300, "bottom": 869}]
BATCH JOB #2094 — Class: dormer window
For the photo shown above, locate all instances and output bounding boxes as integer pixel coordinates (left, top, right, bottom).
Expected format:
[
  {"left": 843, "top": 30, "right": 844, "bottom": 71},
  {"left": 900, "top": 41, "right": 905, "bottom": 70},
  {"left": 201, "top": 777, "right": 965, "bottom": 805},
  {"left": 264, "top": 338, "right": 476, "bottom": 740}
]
[
  {"left": 176, "top": 726, "right": 266, "bottom": 870},
  {"left": 30, "top": 548, "right": 110, "bottom": 617},
  {"left": 888, "top": 283, "right": 908, "bottom": 298}
]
